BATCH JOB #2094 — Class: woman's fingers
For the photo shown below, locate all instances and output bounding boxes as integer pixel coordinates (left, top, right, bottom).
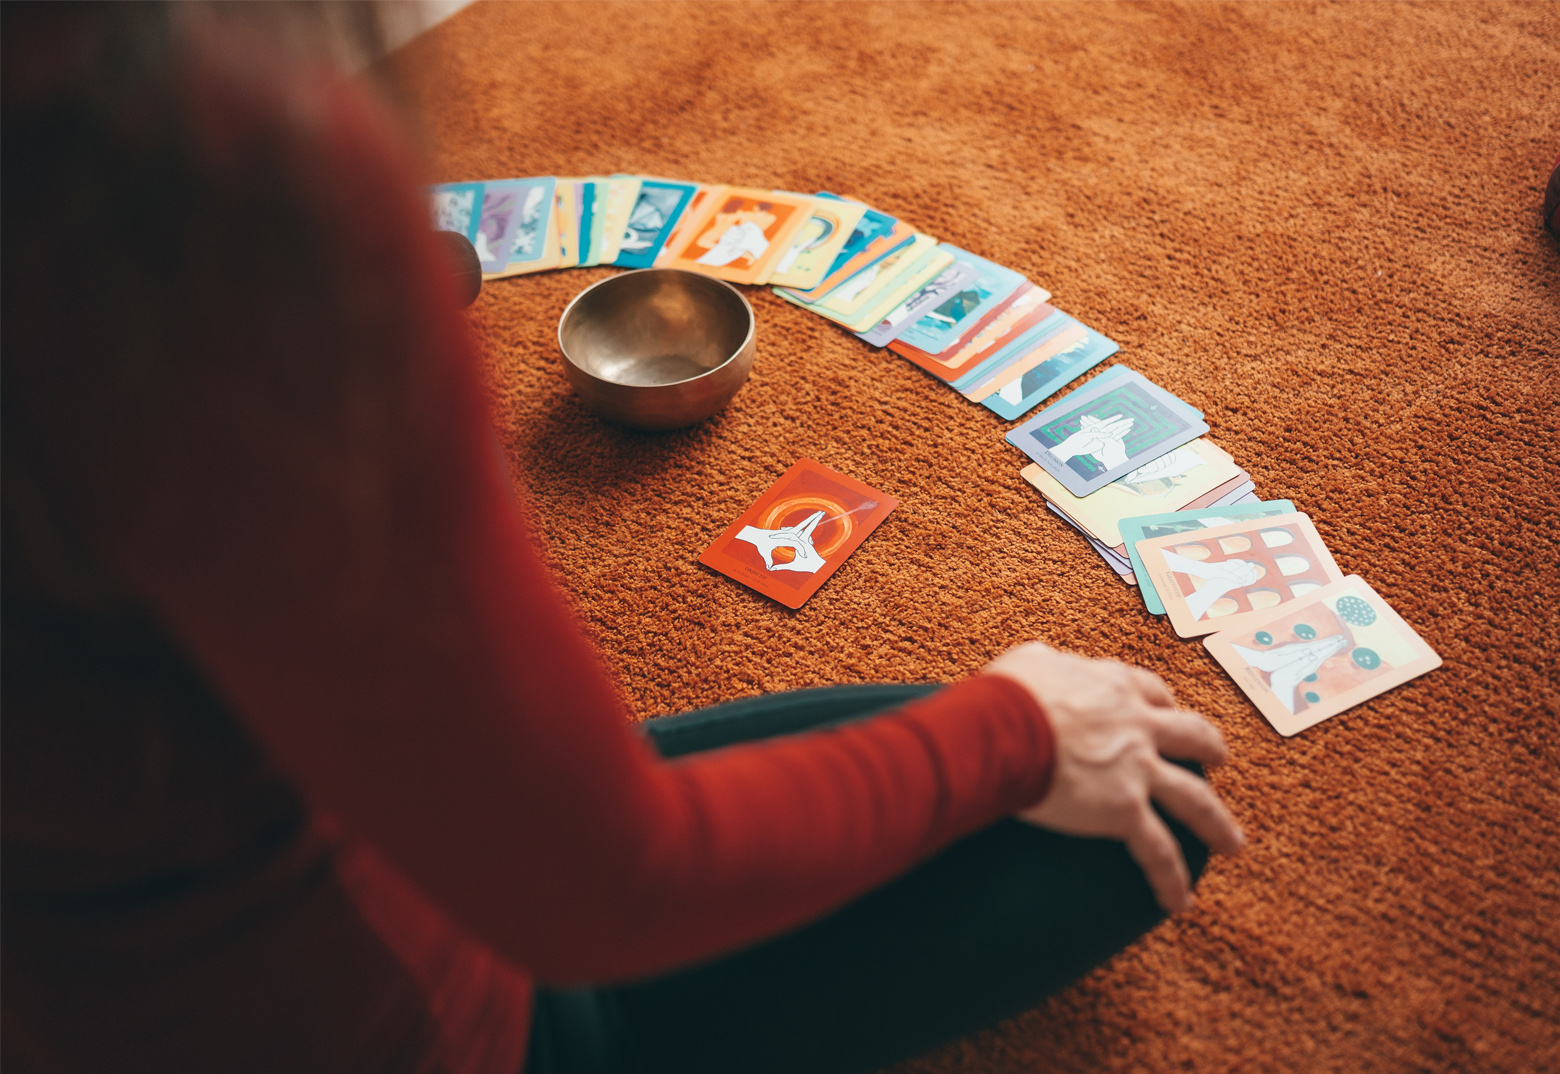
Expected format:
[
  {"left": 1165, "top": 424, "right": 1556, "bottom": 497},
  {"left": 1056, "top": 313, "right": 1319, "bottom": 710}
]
[
  {"left": 1151, "top": 759, "right": 1245, "bottom": 855},
  {"left": 1148, "top": 705, "right": 1228, "bottom": 766},
  {"left": 1126, "top": 665, "right": 1176, "bottom": 709},
  {"left": 1126, "top": 806, "right": 1193, "bottom": 914}
]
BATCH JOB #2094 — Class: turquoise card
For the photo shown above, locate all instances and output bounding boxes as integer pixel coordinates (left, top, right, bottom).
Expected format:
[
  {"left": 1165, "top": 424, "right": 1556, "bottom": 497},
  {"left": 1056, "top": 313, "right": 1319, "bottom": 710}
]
[
  {"left": 982, "top": 326, "right": 1120, "bottom": 421},
  {"left": 1122, "top": 500, "right": 1297, "bottom": 615}
]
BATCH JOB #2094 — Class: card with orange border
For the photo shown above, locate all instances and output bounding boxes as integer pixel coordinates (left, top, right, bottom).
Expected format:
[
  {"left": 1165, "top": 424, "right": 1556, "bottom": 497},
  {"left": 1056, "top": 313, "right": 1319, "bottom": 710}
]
[
  {"left": 699, "top": 459, "right": 898, "bottom": 609},
  {"left": 661, "top": 187, "right": 816, "bottom": 285},
  {"left": 1204, "top": 575, "right": 1441, "bottom": 736},
  {"left": 1135, "top": 512, "right": 1346, "bottom": 638}
]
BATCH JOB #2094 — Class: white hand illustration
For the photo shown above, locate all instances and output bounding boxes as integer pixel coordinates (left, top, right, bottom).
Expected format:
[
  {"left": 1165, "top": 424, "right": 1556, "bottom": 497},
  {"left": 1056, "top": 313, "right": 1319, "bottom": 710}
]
[
  {"left": 736, "top": 511, "right": 828, "bottom": 574},
  {"left": 696, "top": 221, "right": 770, "bottom": 267},
  {"left": 1051, "top": 414, "right": 1134, "bottom": 469},
  {"left": 1119, "top": 446, "right": 1201, "bottom": 486},
  {"left": 1233, "top": 634, "right": 1350, "bottom": 713},
  {"left": 1161, "top": 551, "right": 1264, "bottom": 620}
]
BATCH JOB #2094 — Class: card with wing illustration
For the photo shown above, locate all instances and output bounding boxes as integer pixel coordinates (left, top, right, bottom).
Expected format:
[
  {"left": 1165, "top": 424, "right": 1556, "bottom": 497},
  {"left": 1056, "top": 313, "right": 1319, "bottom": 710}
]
[
  {"left": 699, "top": 458, "right": 898, "bottom": 609},
  {"left": 1204, "top": 575, "right": 1441, "bottom": 736}
]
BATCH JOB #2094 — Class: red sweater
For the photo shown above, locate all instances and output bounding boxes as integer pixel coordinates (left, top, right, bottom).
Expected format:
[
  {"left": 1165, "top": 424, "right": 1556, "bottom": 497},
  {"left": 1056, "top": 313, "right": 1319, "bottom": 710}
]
[{"left": 1, "top": 34, "right": 1056, "bottom": 1074}]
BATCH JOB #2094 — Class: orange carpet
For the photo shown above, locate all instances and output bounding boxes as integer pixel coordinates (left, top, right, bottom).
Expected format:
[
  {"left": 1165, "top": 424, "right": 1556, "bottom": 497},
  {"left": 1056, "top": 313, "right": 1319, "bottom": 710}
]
[{"left": 387, "top": 3, "right": 1560, "bottom": 1070}]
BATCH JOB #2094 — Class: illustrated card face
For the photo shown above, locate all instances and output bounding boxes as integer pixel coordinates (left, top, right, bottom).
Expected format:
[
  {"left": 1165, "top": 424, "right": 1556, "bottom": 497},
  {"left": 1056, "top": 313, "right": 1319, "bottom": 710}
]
[
  {"left": 1137, "top": 513, "right": 1346, "bottom": 638},
  {"left": 1007, "top": 367, "right": 1209, "bottom": 497},
  {"left": 768, "top": 198, "right": 870, "bottom": 289},
  {"left": 613, "top": 178, "right": 697, "bottom": 269},
  {"left": 594, "top": 177, "right": 643, "bottom": 265},
  {"left": 471, "top": 180, "right": 528, "bottom": 273},
  {"left": 1019, "top": 437, "right": 1243, "bottom": 547},
  {"left": 979, "top": 323, "right": 1120, "bottom": 421},
  {"left": 1120, "top": 500, "right": 1298, "bottom": 615},
  {"left": 815, "top": 234, "right": 938, "bottom": 318},
  {"left": 843, "top": 246, "right": 955, "bottom": 332},
  {"left": 430, "top": 181, "right": 485, "bottom": 244},
  {"left": 554, "top": 180, "right": 580, "bottom": 269},
  {"left": 698, "top": 459, "right": 898, "bottom": 609},
  {"left": 1204, "top": 575, "right": 1441, "bottom": 737},
  {"left": 655, "top": 184, "right": 720, "bottom": 265},
  {"left": 888, "top": 282, "right": 1051, "bottom": 383},
  {"left": 576, "top": 180, "right": 598, "bottom": 265},
  {"left": 783, "top": 219, "right": 918, "bottom": 302},
  {"left": 782, "top": 196, "right": 900, "bottom": 299},
  {"left": 662, "top": 188, "right": 816, "bottom": 284},
  {"left": 855, "top": 261, "right": 977, "bottom": 347},
  {"left": 891, "top": 246, "right": 1027, "bottom": 356}
]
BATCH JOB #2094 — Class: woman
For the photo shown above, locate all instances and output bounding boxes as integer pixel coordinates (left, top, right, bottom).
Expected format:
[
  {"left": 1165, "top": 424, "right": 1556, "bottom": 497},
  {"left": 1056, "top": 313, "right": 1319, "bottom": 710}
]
[{"left": 1, "top": 6, "right": 1242, "bottom": 1073}]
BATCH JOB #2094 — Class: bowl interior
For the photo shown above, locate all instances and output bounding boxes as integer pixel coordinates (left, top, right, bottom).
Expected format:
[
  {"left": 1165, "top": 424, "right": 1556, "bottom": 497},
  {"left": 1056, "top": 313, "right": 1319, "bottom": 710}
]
[{"left": 559, "top": 270, "right": 752, "bottom": 388}]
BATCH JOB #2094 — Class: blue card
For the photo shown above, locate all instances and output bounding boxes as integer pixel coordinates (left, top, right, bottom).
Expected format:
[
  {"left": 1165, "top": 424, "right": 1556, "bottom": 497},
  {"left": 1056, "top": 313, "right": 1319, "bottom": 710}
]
[
  {"left": 613, "top": 178, "right": 697, "bottom": 269},
  {"left": 814, "top": 192, "right": 897, "bottom": 279},
  {"left": 502, "top": 177, "right": 558, "bottom": 270},
  {"left": 576, "top": 180, "right": 596, "bottom": 266},
  {"left": 892, "top": 247, "right": 1026, "bottom": 356},
  {"left": 950, "top": 310, "right": 1073, "bottom": 394},
  {"left": 1006, "top": 366, "right": 1210, "bottom": 497},
  {"left": 981, "top": 325, "right": 1120, "bottom": 421},
  {"left": 430, "top": 182, "right": 484, "bottom": 245},
  {"left": 1121, "top": 501, "right": 1298, "bottom": 614}
]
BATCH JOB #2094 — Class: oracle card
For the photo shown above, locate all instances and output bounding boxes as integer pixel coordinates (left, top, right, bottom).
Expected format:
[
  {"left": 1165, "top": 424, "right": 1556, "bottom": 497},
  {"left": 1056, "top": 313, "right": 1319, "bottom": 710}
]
[
  {"left": 487, "top": 177, "right": 560, "bottom": 277},
  {"left": 769, "top": 197, "right": 870, "bottom": 290},
  {"left": 613, "top": 177, "right": 697, "bottom": 269},
  {"left": 1019, "top": 437, "right": 1243, "bottom": 547},
  {"left": 855, "top": 261, "right": 977, "bottom": 347},
  {"left": 698, "top": 458, "right": 898, "bottom": 609},
  {"left": 554, "top": 180, "right": 580, "bottom": 269},
  {"left": 814, "top": 233, "right": 939, "bottom": 321},
  {"left": 888, "top": 282, "right": 1052, "bottom": 383},
  {"left": 1006, "top": 367, "right": 1209, "bottom": 497},
  {"left": 782, "top": 218, "right": 917, "bottom": 302},
  {"left": 1136, "top": 513, "right": 1346, "bottom": 638},
  {"left": 593, "top": 176, "right": 643, "bottom": 266},
  {"left": 1204, "top": 575, "right": 1441, "bottom": 737},
  {"left": 430, "top": 181, "right": 484, "bottom": 244},
  {"left": 662, "top": 187, "right": 816, "bottom": 285},
  {"left": 977, "top": 323, "right": 1121, "bottom": 421},
  {"left": 576, "top": 179, "right": 598, "bottom": 265},
  {"left": 655, "top": 184, "right": 720, "bottom": 265},
  {"left": 1120, "top": 501, "right": 1299, "bottom": 615},
  {"left": 470, "top": 179, "right": 528, "bottom": 273},
  {"left": 890, "top": 246, "right": 1027, "bottom": 356}
]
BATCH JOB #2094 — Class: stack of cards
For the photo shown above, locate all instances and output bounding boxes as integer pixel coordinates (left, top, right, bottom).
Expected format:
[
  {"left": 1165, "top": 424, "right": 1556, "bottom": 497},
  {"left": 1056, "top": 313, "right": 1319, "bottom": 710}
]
[
  {"left": 430, "top": 175, "right": 1119, "bottom": 420},
  {"left": 1008, "top": 365, "right": 1258, "bottom": 585}
]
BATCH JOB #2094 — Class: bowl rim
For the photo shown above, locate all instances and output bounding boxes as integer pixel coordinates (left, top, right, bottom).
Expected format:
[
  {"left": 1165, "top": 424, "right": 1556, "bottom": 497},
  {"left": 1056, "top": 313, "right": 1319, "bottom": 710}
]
[{"left": 556, "top": 267, "right": 756, "bottom": 389}]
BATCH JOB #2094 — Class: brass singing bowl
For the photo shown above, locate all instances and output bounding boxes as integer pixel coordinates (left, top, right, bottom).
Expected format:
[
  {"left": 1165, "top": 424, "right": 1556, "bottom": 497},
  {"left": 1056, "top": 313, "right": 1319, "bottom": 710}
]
[{"left": 557, "top": 268, "right": 756, "bottom": 431}]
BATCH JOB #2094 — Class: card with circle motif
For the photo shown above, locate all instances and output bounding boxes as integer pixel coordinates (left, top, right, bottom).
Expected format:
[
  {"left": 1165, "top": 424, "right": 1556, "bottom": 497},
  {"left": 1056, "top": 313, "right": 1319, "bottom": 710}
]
[
  {"left": 1135, "top": 512, "right": 1346, "bottom": 638},
  {"left": 1204, "top": 575, "right": 1441, "bottom": 736},
  {"left": 698, "top": 459, "right": 898, "bottom": 609}
]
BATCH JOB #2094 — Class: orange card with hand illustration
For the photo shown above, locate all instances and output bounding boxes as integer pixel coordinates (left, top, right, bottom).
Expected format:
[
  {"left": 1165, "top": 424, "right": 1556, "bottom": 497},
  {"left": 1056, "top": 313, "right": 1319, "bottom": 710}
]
[
  {"left": 662, "top": 187, "right": 815, "bottom": 284},
  {"left": 699, "top": 459, "right": 898, "bottom": 609}
]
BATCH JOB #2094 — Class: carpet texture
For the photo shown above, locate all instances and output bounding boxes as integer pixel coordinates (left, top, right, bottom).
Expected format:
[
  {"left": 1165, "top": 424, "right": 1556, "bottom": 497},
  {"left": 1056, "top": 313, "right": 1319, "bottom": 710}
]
[{"left": 387, "top": 4, "right": 1559, "bottom": 1071}]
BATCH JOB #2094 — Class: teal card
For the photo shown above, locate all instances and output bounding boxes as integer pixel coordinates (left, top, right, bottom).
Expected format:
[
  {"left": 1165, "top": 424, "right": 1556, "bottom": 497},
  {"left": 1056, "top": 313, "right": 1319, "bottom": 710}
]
[{"left": 1122, "top": 500, "right": 1297, "bottom": 615}]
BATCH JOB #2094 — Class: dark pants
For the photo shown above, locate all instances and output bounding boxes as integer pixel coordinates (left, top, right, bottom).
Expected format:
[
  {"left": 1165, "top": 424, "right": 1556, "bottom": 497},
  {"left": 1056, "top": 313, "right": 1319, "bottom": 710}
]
[{"left": 524, "top": 684, "right": 1208, "bottom": 1074}]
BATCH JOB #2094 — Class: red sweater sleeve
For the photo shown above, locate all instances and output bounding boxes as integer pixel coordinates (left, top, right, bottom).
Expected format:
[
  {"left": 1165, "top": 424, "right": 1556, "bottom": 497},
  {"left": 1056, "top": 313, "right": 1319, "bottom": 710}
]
[{"left": 75, "top": 67, "right": 1056, "bottom": 985}]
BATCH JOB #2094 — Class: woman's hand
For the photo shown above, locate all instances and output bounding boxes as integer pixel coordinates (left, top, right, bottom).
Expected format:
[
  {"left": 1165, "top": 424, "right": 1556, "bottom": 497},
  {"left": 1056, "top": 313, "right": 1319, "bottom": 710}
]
[{"left": 985, "top": 642, "right": 1244, "bottom": 914}]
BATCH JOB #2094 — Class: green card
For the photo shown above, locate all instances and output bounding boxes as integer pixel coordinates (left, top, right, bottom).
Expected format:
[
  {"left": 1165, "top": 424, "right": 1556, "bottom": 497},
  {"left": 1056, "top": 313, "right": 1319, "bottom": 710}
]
[{"left": 1122, "top": 501, "right": 1297, "bottom": 615}]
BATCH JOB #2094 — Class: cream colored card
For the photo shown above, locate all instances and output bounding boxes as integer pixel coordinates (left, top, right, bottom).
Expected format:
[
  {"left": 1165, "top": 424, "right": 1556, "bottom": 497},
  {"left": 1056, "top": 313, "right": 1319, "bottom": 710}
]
[
  {"left": 554, "top": 179, "right": 580, "bottom": 269},
  {"left": 816, "top": 233, "right": 935, "bottom": 318},
  {"left": 595, "top": 176, "right": 643, "bottom": 265},
  {"left": 1204, "top": 575, "right": 1441, "bottom": 736},
  {"left": 1020, "top": 438, "right": 1243, "bottom": 548},
  {"left": 767, "top": 198, "right": 870, "bottom": 289},
  {"left": 1136, "top": 512, "right": 1345, "bottom": 638},
  {"left": 843, "top": 246, "right": 953, "bottom": 331}
]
